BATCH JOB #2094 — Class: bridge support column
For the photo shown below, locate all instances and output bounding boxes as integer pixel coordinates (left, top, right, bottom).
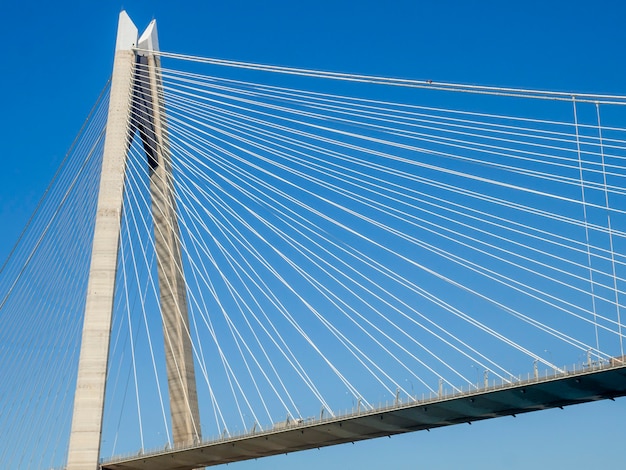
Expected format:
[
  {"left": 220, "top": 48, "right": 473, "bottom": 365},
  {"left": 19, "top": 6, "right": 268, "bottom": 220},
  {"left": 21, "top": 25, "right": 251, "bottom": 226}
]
[
  {"left": 136, "top": 21, "right": 202, "bottom": 444},
  {"left": 68, "top": 12, "right": 202, "bottom": 469},
  {"left": 67, "top": 11, "right": 138, "bottom": 470}
]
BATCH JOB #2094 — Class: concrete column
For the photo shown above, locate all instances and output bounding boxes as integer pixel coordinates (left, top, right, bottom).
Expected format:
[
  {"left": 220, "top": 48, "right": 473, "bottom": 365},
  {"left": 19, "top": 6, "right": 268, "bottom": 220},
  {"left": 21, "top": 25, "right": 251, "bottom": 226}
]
[
  {"left": 138, "top": 21, "right": 202, "bottom": 444},
  {"left": 66, "top": 11, "right": 137, "bottom": 470}
]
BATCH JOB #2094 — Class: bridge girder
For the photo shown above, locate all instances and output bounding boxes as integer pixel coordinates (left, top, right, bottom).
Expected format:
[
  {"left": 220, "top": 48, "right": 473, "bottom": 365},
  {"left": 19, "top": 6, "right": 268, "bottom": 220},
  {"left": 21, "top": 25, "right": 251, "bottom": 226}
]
[{"left": 102, "top": 363, "right": 626, "bottom": 470}]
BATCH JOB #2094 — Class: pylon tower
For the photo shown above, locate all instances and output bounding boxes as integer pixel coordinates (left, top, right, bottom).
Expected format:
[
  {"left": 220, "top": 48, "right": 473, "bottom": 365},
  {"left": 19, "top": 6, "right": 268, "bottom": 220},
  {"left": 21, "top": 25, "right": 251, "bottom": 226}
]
[{"left": 66, "top": 12, "right": 201, "bottom": 469}]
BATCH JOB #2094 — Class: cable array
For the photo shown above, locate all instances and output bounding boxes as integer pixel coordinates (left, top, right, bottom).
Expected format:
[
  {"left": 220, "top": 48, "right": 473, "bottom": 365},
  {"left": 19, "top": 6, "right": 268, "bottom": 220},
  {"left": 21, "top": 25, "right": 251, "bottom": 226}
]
[
  {"left": 101, "top": 56, "right": 626, "bottom": 454},
  {"left": 0, "top": 83, "right": 110, "bottom": 469},
  {"left": 3, "top": 52, "right": 626, "bottom": 466}
]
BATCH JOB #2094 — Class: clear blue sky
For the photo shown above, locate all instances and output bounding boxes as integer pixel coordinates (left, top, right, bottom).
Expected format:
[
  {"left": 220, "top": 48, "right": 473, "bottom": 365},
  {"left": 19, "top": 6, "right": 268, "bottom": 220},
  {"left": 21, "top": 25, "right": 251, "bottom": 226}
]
[{"left": 1, "top": 1, "right": 626, "bottom": 468}]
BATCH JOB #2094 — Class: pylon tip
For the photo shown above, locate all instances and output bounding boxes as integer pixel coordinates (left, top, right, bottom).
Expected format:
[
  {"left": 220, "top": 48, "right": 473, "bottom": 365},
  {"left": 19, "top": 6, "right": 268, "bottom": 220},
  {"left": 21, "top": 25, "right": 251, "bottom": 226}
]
[{"left": 116, "top": 10, "right": 138, "bottom": 51}]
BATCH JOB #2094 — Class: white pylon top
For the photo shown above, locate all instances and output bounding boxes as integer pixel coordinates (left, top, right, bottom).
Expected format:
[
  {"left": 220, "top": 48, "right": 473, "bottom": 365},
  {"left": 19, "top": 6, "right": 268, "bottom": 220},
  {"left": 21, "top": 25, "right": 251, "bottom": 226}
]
[
  {"left": 138, "top": 19, "right": 160, "bottom": 53},
  {"left": 115, "top": 11, "right": 138, "bottom": 51}
]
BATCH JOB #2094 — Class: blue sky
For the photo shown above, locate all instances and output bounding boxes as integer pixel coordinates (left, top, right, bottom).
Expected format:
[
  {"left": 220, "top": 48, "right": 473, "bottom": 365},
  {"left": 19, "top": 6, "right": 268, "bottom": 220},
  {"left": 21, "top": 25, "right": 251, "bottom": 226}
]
[{"left": 1, "top": 1, "right": 626, "bottom": 468}]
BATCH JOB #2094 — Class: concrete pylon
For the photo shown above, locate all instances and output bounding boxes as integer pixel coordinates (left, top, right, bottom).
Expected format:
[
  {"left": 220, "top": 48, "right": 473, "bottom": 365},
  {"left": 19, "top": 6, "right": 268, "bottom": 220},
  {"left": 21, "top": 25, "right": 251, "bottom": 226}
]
[
  {"left": 135, "top": 20, "right": 202, "bottom": 444},
  {"left": 66, "top": 11, "right": 138, "bottom": 470},
  {"left": 67, "top": 12, "right": 201, "bottom": 469}
]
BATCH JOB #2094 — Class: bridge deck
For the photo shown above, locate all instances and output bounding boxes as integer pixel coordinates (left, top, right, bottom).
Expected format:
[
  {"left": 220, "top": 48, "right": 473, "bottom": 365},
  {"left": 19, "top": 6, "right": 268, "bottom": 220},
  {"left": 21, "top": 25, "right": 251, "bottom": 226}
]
[{"left": 101, "top": 362, "right": 626, "bottom": 470}]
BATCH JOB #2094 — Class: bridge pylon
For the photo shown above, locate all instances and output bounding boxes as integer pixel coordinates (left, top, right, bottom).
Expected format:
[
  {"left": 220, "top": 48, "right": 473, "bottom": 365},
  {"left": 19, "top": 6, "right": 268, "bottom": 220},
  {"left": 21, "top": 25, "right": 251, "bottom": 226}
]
[{"left": 66, "top": 11, "right": 201, "bottom": 470}]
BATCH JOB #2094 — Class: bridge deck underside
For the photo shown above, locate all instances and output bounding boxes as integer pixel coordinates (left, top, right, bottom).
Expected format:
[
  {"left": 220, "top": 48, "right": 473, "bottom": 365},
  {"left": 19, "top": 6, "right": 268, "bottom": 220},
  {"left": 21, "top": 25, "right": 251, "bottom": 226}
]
[{"left": 101, "top": 364, "right": 626, "bottom": 470}]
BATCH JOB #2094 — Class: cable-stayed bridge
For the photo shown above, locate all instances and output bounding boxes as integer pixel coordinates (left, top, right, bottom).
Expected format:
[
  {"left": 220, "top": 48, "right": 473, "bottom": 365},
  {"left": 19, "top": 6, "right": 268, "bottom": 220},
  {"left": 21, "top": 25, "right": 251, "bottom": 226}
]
[{"left": 1, "top": 11, "right": 626, "bottom": 469}]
